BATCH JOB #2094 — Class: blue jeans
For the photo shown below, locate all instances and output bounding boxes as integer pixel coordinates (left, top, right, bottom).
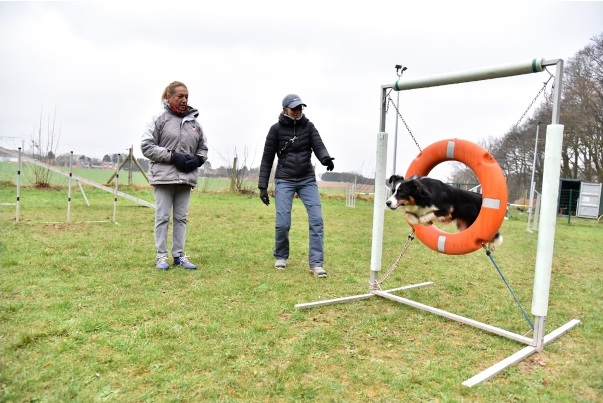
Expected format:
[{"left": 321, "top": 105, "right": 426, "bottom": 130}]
[{"left": 274, "top": 177, "right": 324, "bottom": 267}]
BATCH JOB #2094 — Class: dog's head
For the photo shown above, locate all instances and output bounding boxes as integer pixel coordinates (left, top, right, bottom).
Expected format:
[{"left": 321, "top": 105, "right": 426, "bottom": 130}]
[{"left": 386, "top": 174, "right": 423, "bottom": 210}]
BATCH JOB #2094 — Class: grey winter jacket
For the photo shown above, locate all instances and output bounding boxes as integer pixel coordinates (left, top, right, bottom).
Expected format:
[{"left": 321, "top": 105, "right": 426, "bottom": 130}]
[
  {"left": 258, "top": 113, "right": 331, "bottom": 190},
  {"left": 141, "top": 102, "right": 208, "bottom": 187}
]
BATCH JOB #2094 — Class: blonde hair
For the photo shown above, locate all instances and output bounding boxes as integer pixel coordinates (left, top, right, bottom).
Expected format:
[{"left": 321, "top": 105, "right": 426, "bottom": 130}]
[{"left": 161, "top": 81, "right": 187, "bottom": 101}]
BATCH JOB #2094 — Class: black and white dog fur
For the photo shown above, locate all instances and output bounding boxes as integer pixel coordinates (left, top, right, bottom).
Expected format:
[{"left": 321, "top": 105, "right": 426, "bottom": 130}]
[{"left": 386, "top": 174, "right": 503, "bottom": 250}]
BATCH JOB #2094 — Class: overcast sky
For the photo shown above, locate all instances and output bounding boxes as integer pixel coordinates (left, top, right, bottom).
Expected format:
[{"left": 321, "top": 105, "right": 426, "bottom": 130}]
[{"left": 1, "top": 1, "right": 602, "bottom": 180}]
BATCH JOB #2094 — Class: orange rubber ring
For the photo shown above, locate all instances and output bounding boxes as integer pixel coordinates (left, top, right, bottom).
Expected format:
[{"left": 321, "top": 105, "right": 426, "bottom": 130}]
[{"left": 404, "top": 139, "right": 508, "bottom": 255}]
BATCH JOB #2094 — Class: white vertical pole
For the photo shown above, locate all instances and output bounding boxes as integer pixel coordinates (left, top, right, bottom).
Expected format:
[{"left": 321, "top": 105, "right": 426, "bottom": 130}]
[
  {"left": 533, "top": 192, "right": 541, "bottom": 230},
  {"left": 532, "top": 124, "right": 564, "bottom": 348},
  {"left": 392, "top": 65, "right": 406, "bottom": 176},
  {"left": 16, "top": 147, "right": 22, "bottom": 222},
  {"left": 532, "top": 59, "right": 564, "bottom": 350},
  {"left": 128, "top": 146, "right": 134, "bottom": 185},
  {"left": 393, "top": 90, "right": 400, "bottom": 175},
  {"left": 113, "top": 154, "right": 120, "bottom": 222},
  {"left": 67, "top": 151, "right": 73, "bottom": 222},
  {"left": 370, "top": 132, "right": 388, "bottom": 284},
  {"left": 527, "top": 123, "right": 541, "bottom": 232}
]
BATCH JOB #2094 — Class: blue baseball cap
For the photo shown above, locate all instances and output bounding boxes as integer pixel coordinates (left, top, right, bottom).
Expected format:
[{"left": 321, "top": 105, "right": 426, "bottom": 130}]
[{"left": 282, "top": 94, "right": 307, "bottom": 108}]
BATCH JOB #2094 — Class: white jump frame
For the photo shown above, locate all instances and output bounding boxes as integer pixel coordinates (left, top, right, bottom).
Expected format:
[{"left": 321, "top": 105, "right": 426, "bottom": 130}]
[
  {"left": 1, "top": 146, "right": 155, "bottom": 223},
  {"left": 296, "top": 58, "right": 580, "bottom": 387}
]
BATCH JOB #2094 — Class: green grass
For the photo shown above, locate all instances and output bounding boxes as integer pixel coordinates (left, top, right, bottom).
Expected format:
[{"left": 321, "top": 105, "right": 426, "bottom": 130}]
[{"left": 1, "top": 184, "right": 602, "bottom": 402}]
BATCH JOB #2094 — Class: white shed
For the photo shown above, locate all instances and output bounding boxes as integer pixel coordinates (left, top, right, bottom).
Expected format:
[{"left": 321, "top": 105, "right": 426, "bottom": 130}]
[{"left": 576, "top": 182, "right": 602, "bottom": 219}]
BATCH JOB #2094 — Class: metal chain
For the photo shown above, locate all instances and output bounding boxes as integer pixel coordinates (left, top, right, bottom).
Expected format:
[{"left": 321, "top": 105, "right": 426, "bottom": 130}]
[
  {"left": 385, "top": 91, "right": 422, "bottom": 153},
  {"left": 370, "top": 229, "right": 415, "bottom": 290},
  {"left": 511, "top": 68, "right": 555, "bottom": 133}
]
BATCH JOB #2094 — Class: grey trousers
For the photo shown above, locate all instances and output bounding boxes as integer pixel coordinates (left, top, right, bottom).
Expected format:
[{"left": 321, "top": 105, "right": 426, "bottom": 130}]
[{"left": 153, "top": 184, "right": 192, "bottom": 258}]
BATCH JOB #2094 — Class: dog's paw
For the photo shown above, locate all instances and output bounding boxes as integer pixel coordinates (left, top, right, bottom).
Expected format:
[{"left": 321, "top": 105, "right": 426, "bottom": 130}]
[
  {"left": 488, "top": 243, "right": 502, "bottom": 251},
  {"left": 418, "top": 215, "right": 435, "bottom": 225},
  {"left": 487, "top": 235, "right": 503, "bottom": 251},
  {"left": 405, "top": 213, "right": 420, "bottom": 225}
]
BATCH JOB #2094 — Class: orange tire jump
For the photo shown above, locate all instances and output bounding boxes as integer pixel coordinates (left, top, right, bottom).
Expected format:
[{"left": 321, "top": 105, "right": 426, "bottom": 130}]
[{"left": 405, "top": 139, "right": 508, "bottom": 255}]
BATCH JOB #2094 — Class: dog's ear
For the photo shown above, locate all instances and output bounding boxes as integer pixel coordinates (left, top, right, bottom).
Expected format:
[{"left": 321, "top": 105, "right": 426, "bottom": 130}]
[
  {"left": 388, "top": 175, "right": 402, "bottom": 185},
  {"left": 413, "top": 178, "right": 432, "bottom": 198}
]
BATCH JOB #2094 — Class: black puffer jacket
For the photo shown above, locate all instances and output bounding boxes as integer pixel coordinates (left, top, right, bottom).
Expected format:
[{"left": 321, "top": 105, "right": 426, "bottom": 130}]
[{"left": 258, "top": 113, "right": 331, "bottom": 189}]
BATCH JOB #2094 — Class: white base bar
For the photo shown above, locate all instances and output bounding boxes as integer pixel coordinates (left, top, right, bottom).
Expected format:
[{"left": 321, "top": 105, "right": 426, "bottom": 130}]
[
  {"left": 296, "top": 283, "right": 580, "bottom": 386},
  {"left": 372, "top": 290, "right": 533, "bottom": 345},
  {"left": 463, "top": 319, "right": 580, "bottom": 387},
  {"left": 463, "top": 345, "right": 538, "bottom": 387},
  {"left": 544, "top": 319, "right": 581, "bottom": 344},
  {"left": 295, "top": 282, "right": 433, "bottom": 310}
]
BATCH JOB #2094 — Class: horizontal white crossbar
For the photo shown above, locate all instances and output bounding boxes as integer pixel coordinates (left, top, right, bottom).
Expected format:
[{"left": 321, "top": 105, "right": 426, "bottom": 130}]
[{"left": 392, "top": 58, "right": 544, "bottom": 91}]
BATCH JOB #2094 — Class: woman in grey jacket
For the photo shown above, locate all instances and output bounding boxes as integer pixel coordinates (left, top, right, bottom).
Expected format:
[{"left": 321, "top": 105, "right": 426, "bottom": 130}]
[{"left": 141, "top": 81, "right": 208, "bottom": 270}]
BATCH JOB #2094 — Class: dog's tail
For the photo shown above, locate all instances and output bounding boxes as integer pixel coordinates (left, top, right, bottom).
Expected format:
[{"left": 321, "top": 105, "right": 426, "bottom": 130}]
[{"left": 487, "top": 232, "right": 503, "bottom": 251}]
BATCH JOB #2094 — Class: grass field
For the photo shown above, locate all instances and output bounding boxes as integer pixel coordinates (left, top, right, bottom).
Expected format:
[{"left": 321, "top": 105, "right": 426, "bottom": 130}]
[{"left": 1, "top": 182, "right": 602, "bottom": 402}]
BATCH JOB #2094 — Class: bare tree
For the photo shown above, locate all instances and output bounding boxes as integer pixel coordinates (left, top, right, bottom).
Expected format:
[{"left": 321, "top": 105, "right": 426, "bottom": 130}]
[
  {"left": 561, "top": 33, "right": 603, "bottom": 183},
  {"left": 219, "top": 146, "right": 257, "bottom": 195},
  {"left": 29, "top": 106, "right": 61, "bottom": 188}
]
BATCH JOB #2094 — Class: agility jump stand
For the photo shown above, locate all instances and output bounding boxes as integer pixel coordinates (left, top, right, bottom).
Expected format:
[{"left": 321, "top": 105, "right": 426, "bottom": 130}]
[
  {"left": 0, "top": 147, "right": 155, "bottom": 223},
  {"left": 296, "top": 58, "right": 580, "bottom": 387},
  {"left": 64, "top": 151, "right": 155, "bottom": 224}
]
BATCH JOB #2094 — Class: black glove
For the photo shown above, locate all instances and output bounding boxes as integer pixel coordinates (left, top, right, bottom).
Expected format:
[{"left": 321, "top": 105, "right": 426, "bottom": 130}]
[
  {"left": 170, "top": 152, "right": 189, "bottom": 171},
  {"left": 321, "top": 157, "right": 335, "bottom": 172},
  {"left": 182, "top": 155, "right": 205, "bottom": 173},
  {"left": 259, "top": 188, "right": 270, "bottom": 206}
]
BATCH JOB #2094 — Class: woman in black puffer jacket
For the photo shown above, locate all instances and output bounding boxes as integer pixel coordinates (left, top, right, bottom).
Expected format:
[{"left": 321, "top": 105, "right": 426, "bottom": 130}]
[{"left": 258, "top": 94, "right": 335, "bottom": 278}]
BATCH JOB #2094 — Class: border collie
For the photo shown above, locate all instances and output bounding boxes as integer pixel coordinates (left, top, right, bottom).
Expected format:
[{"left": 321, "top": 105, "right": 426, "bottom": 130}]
[{"left": 386, "top": 174, "right": 503, "bottom": 250}]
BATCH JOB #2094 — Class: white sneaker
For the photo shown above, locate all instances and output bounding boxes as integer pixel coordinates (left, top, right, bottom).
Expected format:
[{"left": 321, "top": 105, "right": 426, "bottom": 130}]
[
  {"left": 275, "top": 259, "right": 287, "bottom": 270},
  {"left": 156, "top": 255, "right": 169, "bottom": 270},
  {"left": 309, "top": 267, "right": 327, "bottom": 278}
]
